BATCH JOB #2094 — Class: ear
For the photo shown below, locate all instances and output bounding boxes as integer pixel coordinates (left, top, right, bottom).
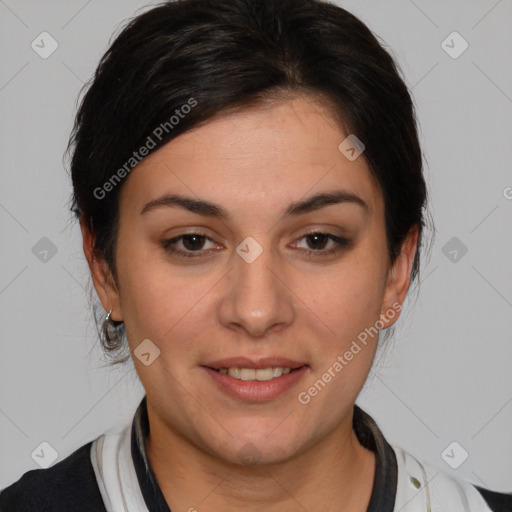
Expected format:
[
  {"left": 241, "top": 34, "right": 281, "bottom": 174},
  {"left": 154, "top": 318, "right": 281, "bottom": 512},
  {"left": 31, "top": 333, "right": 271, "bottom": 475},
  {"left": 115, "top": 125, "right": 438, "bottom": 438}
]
[
  {"left": 80, "top": 214, "right": 123, "bottom": 322},
  {"left": 379, "top": 225, "right": 419, "bottom": 329}
]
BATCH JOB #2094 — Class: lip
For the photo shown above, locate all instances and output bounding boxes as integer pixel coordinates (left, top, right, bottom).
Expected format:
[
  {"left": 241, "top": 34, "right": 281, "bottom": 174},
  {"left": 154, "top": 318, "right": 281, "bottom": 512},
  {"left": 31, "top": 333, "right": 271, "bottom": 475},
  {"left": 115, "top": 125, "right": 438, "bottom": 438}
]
[
  {"left": 202, "top": 364, "right": 309, "bottom": 402},
  {"left": 203, "top": 356, "right": 308, "bottom": 370}
]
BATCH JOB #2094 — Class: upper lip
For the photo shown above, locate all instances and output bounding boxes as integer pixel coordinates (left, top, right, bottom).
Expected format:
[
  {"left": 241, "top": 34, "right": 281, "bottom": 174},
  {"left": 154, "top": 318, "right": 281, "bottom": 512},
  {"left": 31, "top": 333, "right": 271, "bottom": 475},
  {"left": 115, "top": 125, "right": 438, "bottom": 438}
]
[{"left": 203, "top": 357, "right": 308, "bottom": 370}]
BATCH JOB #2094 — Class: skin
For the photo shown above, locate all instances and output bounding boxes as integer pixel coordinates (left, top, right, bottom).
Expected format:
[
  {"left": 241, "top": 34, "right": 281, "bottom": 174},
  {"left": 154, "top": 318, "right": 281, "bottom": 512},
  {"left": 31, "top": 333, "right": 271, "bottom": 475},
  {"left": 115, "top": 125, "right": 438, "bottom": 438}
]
[{"left": 82, "top": 94, "right": 418, "bottom": 511}]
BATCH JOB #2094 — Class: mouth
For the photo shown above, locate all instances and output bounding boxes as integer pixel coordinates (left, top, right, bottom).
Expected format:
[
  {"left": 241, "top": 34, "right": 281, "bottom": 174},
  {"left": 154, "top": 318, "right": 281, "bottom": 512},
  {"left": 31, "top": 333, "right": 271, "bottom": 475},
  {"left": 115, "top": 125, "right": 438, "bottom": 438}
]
[
  {"left": 207, "top": 366, "right": 305, "bottom": 381},
  {"left": 201, "top": 360, "right": 309, "bottom": 402}
]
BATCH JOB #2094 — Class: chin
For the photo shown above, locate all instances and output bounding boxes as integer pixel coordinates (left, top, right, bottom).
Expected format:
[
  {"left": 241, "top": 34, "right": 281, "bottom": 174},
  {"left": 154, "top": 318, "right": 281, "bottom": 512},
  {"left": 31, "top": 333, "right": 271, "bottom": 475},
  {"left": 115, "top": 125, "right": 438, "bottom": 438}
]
[{"left": 204, "top": 429, "right": 304, "bottom": 467}]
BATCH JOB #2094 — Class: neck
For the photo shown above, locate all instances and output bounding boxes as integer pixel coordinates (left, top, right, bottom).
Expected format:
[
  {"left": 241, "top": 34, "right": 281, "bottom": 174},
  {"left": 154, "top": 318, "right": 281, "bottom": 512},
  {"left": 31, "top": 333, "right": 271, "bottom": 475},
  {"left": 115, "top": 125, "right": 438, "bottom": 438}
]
[{"left": 145, "top": 407, "right": 376, "bottom": 512}]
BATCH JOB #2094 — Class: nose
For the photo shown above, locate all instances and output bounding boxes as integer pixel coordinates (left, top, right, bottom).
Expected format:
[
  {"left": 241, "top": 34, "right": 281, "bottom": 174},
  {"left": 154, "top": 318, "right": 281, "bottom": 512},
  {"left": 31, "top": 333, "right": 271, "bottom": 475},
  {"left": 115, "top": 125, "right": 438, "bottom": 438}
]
[{"left": 218, "top": 239, "right": 295, "bottom": 339}]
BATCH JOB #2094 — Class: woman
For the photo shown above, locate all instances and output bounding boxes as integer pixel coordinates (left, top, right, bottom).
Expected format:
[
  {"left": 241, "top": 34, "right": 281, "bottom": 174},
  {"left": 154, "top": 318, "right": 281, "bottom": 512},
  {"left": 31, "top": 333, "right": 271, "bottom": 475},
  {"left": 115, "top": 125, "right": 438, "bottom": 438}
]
[{"left": 1, "top": 0, "right": 510, "bottom": 510}]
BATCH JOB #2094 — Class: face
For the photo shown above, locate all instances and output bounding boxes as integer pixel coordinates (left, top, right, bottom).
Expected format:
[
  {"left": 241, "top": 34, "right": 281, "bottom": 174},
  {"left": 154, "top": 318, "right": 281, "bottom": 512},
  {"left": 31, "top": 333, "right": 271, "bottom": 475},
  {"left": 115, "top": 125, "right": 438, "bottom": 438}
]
[{"left": 84, "top": 94, "right": 417, "bottom": 466}]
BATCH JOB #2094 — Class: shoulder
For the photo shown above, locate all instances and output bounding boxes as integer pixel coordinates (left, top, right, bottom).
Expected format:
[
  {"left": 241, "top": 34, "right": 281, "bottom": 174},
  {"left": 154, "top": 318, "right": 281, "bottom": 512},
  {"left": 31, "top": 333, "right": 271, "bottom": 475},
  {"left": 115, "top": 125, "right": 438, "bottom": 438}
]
[
  {"left": 0, "top": 441, "right": 107, "bottom": 512},
  {"left": 474, "top": 487, "right": 512, "bottom": 512},
  {"left": 392, "top": 445, "right": 512, "bottom": 512}
]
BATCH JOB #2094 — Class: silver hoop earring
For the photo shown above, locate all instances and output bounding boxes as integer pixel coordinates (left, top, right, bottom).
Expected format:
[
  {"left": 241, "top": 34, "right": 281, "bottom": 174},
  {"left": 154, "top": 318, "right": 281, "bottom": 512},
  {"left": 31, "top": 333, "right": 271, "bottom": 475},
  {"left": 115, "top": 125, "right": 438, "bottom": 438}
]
[{"left": 105, "top": 309, "right": 113, "bottom": 323}]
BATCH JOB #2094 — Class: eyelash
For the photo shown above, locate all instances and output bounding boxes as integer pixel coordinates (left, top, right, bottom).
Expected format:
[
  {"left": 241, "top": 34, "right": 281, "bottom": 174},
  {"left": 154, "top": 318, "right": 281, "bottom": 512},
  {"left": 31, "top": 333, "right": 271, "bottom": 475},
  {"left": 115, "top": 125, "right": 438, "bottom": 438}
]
[{"left": 161, "top": 231, "right": 351, "bottom": 259}]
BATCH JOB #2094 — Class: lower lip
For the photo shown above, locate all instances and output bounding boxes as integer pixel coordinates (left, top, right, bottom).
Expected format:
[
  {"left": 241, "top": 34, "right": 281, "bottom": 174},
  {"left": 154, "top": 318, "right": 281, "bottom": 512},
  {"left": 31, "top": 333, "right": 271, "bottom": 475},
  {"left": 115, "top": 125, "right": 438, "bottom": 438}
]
[{"left": 202, "top": 366, "right": 309, "bottom": 402}]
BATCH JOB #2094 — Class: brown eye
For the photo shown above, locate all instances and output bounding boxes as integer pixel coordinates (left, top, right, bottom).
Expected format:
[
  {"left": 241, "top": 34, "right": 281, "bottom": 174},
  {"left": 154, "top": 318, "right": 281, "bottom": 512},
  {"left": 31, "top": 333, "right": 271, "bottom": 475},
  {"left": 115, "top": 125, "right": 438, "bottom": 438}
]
[
  {"left": 294, "top": 232, "right": 351, "bottom": 258},
  {"left": 180, "top": 234, "right": 207, "bottom": 251},
  {"left": 162, "top": 233, "right": 219, "bottom": 258},
  {"left": 304, "top": 233, "right": 330, "bottom": 250}
]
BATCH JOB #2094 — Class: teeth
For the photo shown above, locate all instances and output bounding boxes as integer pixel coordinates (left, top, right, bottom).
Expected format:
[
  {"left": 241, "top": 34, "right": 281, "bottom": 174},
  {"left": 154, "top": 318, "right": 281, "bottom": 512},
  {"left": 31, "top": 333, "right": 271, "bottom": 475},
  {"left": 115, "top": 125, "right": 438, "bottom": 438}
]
[
  {"left": 220, "top": 367, "right": 296, "bottom": 381},
  {"left": 227, "top": 367, "right": 241, "bottom": 379},
  {"left": 272, "top": 367, "right": 283, "bottom": 378},
  {"left": 240, "top": 368, "right": 256, "bottom": 381}
]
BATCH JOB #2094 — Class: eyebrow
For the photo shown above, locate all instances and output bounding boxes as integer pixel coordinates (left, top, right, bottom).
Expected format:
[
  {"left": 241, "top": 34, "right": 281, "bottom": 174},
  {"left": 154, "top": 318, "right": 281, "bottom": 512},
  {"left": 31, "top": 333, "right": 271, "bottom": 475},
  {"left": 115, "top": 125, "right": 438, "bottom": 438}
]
[{"left": 140, "top": 190, "right": 369, "bottom": 220}]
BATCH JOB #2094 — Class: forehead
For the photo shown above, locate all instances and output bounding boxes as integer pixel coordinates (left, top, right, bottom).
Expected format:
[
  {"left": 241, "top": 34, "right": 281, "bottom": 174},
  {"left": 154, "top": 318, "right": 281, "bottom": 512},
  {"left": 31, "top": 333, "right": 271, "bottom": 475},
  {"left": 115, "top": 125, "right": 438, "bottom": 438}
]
[{"left": 119, "top": 95, "right": 383, "bottom": 222}]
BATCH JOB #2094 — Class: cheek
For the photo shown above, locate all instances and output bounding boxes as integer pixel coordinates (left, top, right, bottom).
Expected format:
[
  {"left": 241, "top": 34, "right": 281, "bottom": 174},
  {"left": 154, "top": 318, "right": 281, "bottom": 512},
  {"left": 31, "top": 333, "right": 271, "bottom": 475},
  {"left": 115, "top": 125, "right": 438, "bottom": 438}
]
[
  {"left": 116, "top": 243, "right": 218, "bottom": 359},
  {"left": 303, "top": 252, "right": 387, "bottom": 342},
  {"left": 297, "top": 259, "right": 384, "bottom": 412}
]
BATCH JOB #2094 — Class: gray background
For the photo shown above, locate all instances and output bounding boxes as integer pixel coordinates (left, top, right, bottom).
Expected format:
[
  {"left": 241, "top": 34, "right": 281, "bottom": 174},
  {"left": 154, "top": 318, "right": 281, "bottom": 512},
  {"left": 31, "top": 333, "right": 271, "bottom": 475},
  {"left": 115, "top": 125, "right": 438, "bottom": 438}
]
[{"left": 1, "top": 0, "right": 511, "bottom": 493}]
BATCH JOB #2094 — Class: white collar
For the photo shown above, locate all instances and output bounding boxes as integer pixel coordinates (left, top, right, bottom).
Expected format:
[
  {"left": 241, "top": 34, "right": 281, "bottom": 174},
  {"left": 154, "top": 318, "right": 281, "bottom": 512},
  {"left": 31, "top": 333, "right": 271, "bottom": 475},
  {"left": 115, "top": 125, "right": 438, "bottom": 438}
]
[
  {"left": 89, "top": 419, "right": 493, "bottom": 512},
  {"left": 392, "top": 444, "right": 493, "bottom": 511},
  {"left": 90, "top": 424, "right": 149, "bottom": 512}
]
